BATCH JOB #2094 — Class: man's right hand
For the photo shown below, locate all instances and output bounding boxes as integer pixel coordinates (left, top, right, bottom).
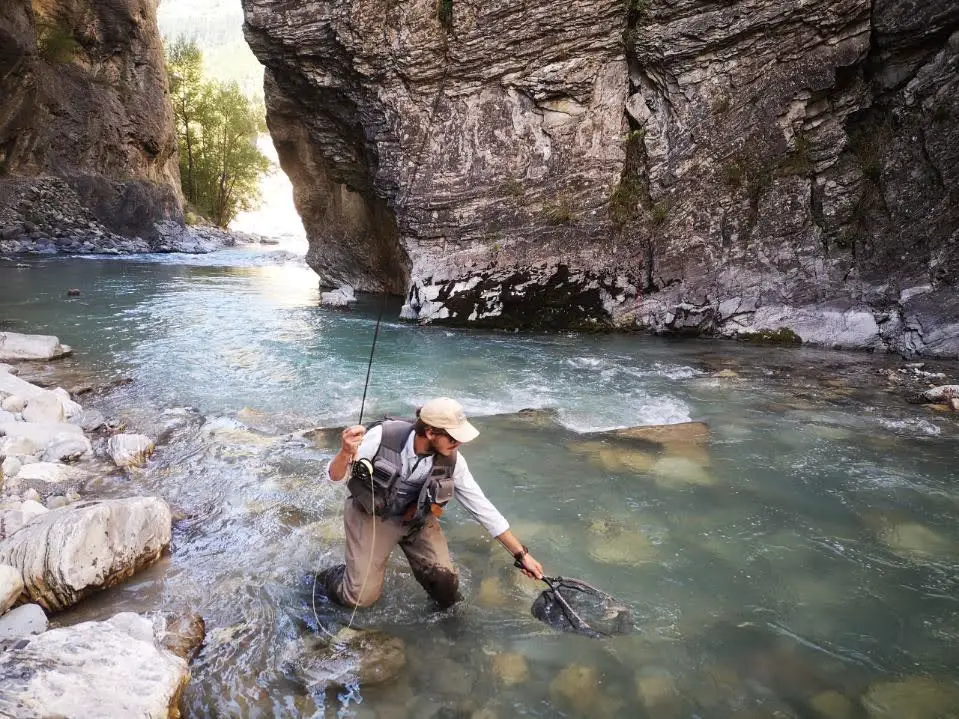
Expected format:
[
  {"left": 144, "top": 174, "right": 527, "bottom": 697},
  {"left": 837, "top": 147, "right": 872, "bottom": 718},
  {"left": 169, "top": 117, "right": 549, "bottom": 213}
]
[{"left": 340, "top": 425, "right": 366, "bottom": 457}]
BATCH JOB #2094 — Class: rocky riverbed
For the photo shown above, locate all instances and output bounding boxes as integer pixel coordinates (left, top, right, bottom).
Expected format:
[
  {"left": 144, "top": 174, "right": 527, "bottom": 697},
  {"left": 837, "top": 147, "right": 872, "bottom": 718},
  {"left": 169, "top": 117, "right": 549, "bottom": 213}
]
[{"left": 0, "top": 332, "right": 202, "bottom": 718}]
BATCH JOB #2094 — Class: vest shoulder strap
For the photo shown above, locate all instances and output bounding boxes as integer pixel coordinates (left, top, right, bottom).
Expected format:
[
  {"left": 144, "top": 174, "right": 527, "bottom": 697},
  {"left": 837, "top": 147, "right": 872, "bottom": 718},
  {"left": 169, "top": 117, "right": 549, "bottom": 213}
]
[{"left": 377, "top": 419, "right": 415, "bottom": 455}]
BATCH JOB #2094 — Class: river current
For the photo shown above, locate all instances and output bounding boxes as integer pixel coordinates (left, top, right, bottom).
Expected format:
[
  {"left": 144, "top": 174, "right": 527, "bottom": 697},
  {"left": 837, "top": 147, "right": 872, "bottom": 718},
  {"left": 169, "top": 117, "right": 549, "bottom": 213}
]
[{"left": 2, "top": 250, "right": 958, "bottom": 718}]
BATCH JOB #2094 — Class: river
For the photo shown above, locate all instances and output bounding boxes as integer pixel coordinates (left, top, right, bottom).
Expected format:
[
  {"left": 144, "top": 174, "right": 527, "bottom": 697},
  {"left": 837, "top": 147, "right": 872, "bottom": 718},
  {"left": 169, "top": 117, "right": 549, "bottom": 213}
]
[{"left": 1, "top": 249, "right": 957, "bottom": 718}]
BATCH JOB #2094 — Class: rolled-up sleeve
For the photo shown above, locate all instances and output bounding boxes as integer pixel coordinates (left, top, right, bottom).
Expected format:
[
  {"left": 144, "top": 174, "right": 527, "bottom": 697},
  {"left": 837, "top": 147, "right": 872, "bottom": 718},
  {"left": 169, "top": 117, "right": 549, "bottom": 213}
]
[
  {"left": 453, "top": 454, "right": 509, "bottom": 537},
  {"left": 325, "top": 425, "right": 383, "bottom": 482}
]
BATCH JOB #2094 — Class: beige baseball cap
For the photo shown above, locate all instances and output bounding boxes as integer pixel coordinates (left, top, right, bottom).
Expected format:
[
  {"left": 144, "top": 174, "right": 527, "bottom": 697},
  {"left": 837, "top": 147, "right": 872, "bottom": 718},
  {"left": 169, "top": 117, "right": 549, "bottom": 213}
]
[{"left": 419, "top": 397, "right": 479, "bottom": 443}]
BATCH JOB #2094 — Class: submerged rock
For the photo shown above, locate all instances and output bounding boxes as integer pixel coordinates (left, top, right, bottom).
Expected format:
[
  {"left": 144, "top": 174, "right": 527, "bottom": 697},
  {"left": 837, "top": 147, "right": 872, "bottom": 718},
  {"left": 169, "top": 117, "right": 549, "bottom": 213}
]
[
  {"left": 809, "top": 690, "right": 859, "bottom": 719},
  {"left": 650, "top": 456, "right": 716, "bottom": 488},
  {"left": 155, "top": 612, "right": 206, "bottom": 662},
  {"left": 549, "top": 663, "right": 622, "bottom": 718},
  {"left": 285, "top": 626, "right": 407, "bottom": 691},
  {"left": 878, "top": 522, "right": 954, "bottom": 559},
  {"left": 863, "top": 677, "right": 959, "bottom": 719},
  {"left": 490, "top": 652, "right": 530, "bottom": 687},
  {"left": 0, "top": 497, "right": 172, "bottom": 612},
  {"left": 0, "top": 612, "right": 189, "bottom": 719}
]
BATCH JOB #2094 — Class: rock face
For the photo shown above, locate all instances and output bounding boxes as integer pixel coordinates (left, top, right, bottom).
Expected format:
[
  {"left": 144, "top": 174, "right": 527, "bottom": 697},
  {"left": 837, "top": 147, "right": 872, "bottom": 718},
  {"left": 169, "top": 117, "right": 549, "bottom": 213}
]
[
  {"left": 0, "top": 0, "right": 183, "bottom": 247},
  {"left": 242, "top": 0, "right": 959, "bottom": 354},
  {"left": 0, "top": 497, "right": 172, "bottom": 612},
  {"left": 0, "top": 612, "right": 189, "bottom": 719}
]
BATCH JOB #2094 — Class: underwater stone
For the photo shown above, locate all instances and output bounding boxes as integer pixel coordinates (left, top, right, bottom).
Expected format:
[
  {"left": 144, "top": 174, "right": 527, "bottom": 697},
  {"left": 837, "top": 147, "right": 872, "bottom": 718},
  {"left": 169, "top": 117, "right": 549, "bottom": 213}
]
[{"left": 490, "top": 652, "right": 530, "bottom": 686}]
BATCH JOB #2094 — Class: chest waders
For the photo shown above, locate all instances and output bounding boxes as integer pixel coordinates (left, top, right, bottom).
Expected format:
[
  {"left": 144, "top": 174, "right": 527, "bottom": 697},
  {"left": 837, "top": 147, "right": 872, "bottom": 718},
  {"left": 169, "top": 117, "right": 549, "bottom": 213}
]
[{"left": 347, "top": 420, "right": 456, "bottom": 526}]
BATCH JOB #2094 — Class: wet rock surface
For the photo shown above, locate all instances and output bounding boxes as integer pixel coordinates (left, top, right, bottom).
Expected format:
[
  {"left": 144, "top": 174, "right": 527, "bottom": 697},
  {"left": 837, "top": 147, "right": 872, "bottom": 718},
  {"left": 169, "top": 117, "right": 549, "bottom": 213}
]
[
  {"left": 285, "top": 626, "right": 407, "bottom": 691},
  {"left": 0, "top": 496, "right": 172, "bottom": 612},
  {"left": 0, "top": 612, "right": 189, "bottom": 719}
]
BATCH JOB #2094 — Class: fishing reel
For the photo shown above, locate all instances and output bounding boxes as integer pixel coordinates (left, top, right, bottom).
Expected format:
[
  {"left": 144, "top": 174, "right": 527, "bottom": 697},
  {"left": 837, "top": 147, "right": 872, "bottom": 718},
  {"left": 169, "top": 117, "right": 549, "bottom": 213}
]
[{"left": 351, "top": 458, "right": 374, "bottom": 484}]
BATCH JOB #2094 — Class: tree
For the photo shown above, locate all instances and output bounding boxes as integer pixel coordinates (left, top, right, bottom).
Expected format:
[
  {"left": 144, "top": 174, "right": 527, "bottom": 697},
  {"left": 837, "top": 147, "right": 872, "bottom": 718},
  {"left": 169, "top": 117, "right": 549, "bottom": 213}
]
[{"left": 165, "top": 38, "right": 269, "bottom": 227}]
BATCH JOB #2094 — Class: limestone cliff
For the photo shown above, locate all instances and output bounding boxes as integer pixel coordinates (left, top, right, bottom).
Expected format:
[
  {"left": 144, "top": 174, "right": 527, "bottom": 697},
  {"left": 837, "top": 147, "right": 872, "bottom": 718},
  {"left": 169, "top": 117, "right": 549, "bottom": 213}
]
[
  {"left": 0, "top": 0, "right": 182, "bottom": 243},
  {"left": 243, "top": 0, "right": 958, "bottom": 355}
]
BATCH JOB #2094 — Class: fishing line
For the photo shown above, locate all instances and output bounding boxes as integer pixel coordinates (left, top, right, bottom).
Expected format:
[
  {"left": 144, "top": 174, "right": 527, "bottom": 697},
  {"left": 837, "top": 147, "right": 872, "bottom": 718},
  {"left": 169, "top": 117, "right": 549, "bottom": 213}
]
[{"left": 311, "top": 34, "right": 452, "bottom": 642}]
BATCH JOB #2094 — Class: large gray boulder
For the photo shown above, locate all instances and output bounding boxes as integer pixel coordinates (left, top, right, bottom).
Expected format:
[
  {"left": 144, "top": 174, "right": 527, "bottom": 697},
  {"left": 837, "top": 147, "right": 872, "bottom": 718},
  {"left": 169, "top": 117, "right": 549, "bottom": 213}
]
[
  {"left": 0, "top": 613, "right": 189, "bottom": 719},
  {"left": 0, "top": 497, "right": 172, "bottom": 612},
  {"left": 0, "top": 332, "right": 72, "bottom": 361}
]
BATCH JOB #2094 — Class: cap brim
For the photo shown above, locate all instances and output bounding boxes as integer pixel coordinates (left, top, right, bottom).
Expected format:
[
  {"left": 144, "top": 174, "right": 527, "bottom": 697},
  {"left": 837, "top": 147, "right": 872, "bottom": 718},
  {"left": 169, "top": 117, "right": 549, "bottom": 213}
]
[{"left": 447, "top": 421, "right": 479, "bottom": 443}]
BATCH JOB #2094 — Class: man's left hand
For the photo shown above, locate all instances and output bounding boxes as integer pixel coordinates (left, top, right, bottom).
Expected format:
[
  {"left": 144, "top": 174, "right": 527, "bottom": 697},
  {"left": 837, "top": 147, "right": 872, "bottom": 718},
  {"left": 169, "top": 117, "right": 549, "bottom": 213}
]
[{"left": 519, "top": 553, "right": 544, "bottom": 580}]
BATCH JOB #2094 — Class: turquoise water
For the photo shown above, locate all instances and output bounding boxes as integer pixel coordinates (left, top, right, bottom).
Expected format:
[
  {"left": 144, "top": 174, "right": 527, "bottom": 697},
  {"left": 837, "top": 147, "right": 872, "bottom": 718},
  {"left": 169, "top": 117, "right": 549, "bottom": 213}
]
[{"left": 2, "top": 252, "right": 958, "bottom": 718}]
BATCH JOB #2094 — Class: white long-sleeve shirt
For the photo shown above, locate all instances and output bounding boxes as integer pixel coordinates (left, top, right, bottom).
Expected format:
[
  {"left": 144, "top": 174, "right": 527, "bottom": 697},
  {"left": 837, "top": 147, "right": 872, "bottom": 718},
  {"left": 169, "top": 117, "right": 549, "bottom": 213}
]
[{"left": 325, "top": 424, "right": 510, "bottom": 537}]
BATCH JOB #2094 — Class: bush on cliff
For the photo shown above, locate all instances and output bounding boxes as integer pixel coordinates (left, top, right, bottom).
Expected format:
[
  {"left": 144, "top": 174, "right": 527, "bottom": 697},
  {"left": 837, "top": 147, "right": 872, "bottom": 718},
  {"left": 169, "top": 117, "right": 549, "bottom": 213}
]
[{"left": 165, "top": 38, "right": 269, "bottom": 228}]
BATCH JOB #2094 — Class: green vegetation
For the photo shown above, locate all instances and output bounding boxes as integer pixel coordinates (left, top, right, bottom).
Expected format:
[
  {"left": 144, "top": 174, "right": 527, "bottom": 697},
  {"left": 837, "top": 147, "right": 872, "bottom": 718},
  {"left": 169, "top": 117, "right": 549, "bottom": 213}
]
[
  {"left": 36, "top": 19, "right": 79, "bottom": 65},
  {"left": 437, "top": 0, "right": 454, "bottom": 32},
  {"left": 724, "top": 161, "right": 745, "bottom": 188},
  {"left": 544, "top": 195, "right": 576, "bottom": 225},
  {"left": 780, "top": 134, "right": 813, "bottom": 176},
  {"left": 157, "top": 0, "right": 264, "bottom": 97},
  {"left": 499, "top": 178, "right": 525, "bottom": 197},
  {"left": 650, "top": 201, "right": 669, "bottom": 225},
  {"left": 166, "top": 38, "right": 269, "bottom": 227},
  {"left": 610, "top": 175, "right": 643, "bottom": 228},
  {"left": 711, "top": 95, "right": 730, "bottom": 115},
  {"left": 744, "top": 327, "right": 802, "bottom": 345}
]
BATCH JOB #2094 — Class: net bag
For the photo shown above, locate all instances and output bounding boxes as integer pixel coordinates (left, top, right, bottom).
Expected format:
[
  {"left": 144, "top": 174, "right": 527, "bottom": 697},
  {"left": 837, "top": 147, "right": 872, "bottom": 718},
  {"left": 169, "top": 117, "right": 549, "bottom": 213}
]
[{"left": 530, "top": 577, "right": 632, "bottom": 638}]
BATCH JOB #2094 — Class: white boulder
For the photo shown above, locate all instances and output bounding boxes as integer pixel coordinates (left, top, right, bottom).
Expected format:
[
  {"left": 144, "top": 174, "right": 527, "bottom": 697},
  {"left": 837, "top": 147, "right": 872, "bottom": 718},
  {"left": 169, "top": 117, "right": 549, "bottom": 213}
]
[
  {"left": 107, "top": 434, "right": 156, "bottom": 468},
  {"left": 0, "top": 564, "right": 24, "bottom": 614},
  {"left": 0, "top": 500, "right": 48, "bottom": 540},
  {"left": 320, "top": 285, "right": 357, "bottom": 307},
  {"left": 22, "top": 393, "right": 66, "bottom": 423},
  {"left": 0, "top": 422, "right": 91, "bottom": 461},
  {"left": 0, "top": 332, "right": 72, "bottom": 361},
  {"left": 0, "top": 434, "right": 42, "bottom": 459},
  {"left": 0, "top": 497, "right": 172, "bottom": 612},
  {"left": 0, "top": 374, "right": 81, "bottom": 421},
  {"left": 1, "top": 394, "right": 26, "bottom": 413},
  {"left": 0, "top": 603, "right": 48, "bottom": 641},
  {"left": 1, "top": 456, "right": 21, "bottom": 480},
  {"left": 0, "top": 612, "right": 188, "bottom": 718}
]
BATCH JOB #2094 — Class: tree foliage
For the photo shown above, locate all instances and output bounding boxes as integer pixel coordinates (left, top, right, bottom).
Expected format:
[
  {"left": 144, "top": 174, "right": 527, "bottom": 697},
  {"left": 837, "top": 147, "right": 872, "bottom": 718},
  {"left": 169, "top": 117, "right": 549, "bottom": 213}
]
[{"left": 165, "top": 38, "right": 269, "bottom": 227}]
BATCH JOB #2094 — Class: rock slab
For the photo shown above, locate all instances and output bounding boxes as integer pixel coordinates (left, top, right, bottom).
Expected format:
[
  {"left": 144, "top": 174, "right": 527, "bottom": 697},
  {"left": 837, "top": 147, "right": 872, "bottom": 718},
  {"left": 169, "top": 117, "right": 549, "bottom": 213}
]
[
  {"left": 0, "top": 612, "right": 188, "bottom": 719},
  {"left": 0, "top": 497, "right": 172, "bottom": 612},
  {"left": 0, "top": 332, "right": 72, "bottom": 362}
]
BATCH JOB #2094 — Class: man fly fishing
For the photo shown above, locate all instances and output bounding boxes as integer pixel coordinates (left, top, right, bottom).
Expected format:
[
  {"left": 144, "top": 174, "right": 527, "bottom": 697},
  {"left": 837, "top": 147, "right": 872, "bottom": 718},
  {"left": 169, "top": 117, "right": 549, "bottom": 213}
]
[{"left": 318, "top": 397, "right": 545, "bottom": 609}]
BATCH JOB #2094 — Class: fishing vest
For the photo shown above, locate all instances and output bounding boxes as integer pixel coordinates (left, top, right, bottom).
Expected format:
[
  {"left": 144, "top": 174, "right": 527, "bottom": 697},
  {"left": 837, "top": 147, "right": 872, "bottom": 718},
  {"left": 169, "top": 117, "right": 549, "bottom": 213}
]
[{"left": 347, "top": 419, "right": 457, "bottom": 525}]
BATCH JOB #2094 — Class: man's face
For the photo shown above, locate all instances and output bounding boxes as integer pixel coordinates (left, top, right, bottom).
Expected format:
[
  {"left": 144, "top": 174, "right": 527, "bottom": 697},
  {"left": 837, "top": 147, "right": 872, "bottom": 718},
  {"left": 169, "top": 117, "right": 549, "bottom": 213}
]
[{"left": 427, "top": 428, "right": 461, "bottom": 456}]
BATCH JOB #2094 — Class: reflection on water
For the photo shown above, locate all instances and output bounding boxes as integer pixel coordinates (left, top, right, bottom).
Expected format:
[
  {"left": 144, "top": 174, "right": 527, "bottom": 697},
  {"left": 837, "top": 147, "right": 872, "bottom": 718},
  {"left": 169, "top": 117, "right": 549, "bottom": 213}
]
[{"left": 3, "top": 254, "right": 959, "bottom": 718}]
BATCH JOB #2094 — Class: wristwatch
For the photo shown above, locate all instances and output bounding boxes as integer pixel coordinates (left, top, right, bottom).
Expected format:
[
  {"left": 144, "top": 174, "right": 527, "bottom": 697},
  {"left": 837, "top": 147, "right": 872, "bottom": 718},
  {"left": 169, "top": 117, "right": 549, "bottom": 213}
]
[{"left": 513, "top": 545, "right": 529, "bottom": 562}]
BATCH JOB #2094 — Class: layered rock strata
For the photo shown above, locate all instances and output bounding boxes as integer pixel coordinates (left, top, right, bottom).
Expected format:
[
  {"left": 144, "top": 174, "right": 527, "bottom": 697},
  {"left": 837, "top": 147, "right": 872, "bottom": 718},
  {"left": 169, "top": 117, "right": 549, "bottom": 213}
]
[
  {"left": 0, "top": 0, "right": 183, "bottom": 247},
  {"left": 243, "top": 0, "right": 958, "bottom": 354}
]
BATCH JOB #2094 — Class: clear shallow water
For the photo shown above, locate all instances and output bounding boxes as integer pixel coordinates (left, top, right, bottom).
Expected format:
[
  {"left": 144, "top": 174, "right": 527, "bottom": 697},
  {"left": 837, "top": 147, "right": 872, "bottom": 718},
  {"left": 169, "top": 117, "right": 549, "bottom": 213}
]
[{"left": 2, "top": 253, "right": 959, "bottom": 718}]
